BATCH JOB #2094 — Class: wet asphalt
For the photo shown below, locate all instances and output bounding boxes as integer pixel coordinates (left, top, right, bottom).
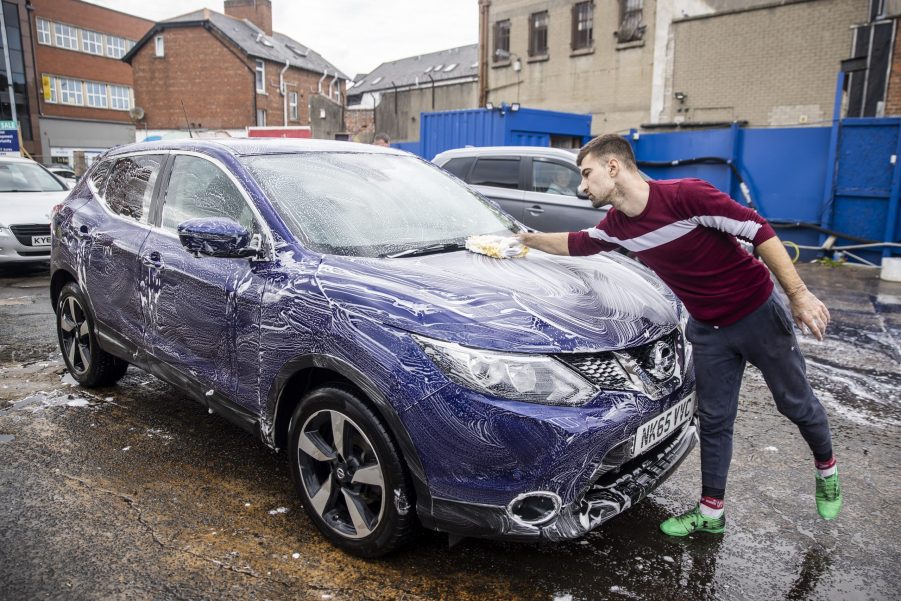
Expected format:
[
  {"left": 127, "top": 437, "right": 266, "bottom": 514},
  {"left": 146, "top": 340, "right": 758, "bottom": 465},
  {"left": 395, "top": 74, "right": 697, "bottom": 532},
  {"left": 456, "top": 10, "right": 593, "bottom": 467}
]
[{"left": 0, "top": 261, "right": 899, "bottom": 601}]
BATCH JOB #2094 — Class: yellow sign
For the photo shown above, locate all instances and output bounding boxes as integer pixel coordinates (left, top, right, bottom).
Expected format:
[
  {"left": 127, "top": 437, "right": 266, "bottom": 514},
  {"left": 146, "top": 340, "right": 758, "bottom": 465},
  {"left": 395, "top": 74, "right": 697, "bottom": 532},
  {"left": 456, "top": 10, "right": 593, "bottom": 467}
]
[{"left": 42, "top": 75, "right": 51, "bottom": 101}]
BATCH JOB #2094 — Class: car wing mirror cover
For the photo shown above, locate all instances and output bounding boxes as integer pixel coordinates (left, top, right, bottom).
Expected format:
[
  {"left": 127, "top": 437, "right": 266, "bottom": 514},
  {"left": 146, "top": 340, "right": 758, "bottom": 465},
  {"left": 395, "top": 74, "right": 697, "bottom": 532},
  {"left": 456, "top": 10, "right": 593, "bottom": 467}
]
[{"left": 177, "top": 217, "right": 257, "bottom": 258}]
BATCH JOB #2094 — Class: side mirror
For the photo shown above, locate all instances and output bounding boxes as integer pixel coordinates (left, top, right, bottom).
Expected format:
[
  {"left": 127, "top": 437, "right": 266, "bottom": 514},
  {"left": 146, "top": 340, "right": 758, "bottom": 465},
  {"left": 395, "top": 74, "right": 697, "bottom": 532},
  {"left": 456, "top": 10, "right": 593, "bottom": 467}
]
[{"left": 177, "top": 217, "right": 259, "bottom": 258}]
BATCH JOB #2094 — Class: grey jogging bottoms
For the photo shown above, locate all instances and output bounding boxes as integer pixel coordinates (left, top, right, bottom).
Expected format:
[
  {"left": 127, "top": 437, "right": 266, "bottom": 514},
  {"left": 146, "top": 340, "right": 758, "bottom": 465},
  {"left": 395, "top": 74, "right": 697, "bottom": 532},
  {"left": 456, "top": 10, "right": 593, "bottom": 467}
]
[{"left": 685, "top": 291, "right": 834, "bottom": 496}]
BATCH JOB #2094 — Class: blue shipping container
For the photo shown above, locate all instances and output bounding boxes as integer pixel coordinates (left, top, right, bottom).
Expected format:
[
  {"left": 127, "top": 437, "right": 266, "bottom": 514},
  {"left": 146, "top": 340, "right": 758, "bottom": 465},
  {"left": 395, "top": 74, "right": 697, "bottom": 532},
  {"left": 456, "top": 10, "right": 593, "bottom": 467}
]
[{"left": 420, "top": 106, "right": 592, "bottom": 160}]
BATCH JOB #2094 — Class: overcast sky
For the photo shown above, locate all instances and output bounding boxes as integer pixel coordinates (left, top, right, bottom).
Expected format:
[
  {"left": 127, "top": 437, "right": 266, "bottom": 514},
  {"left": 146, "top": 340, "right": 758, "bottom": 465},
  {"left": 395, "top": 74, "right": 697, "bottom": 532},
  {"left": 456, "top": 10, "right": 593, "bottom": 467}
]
[{"left": 85, "top": 1, "right": 478, "bottom": 78}]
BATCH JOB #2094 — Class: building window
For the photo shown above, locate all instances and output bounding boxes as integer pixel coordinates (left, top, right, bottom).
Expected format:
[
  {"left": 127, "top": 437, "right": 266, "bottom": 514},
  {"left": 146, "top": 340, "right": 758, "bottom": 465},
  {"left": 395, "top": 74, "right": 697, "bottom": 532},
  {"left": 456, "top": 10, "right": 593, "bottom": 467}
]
[
  {"left": 82, "top": 29, "right": 103, "bottom": 55},
  {"left": 255, "top": 60, "right": 265, "bottom": 93},
  {"left": 36, "top": 18, "right": 51, "bottom": 45},
  {"left": 289, "top": 91, "right": 298, "bottom": 120},
  {"left": 617, "top": 0, "right": 645, "bottom": 43},
  {"left": 109, "top": 85, "right": 131, "bottom": 110},
  {"left": 44, "top": 75, "right": 57, "bottom": 103},
  {"left": 106, "top": 35, "right": 126, "bottom": 58},
  {"left": 59, "top": 77, "right": 83, "bottom": 105},
  {"left": 493, "top": 19, "right": 511, "bottom": 62},
  {"left": 529, "top": 11, "right": 549, "bottom": 57},
  {"left": 86, "top": 81, "right": 107, "bottom": 108},
  {"left": 572, "top": 2, "right": 594, "bottom": 50},
  {"left": 154, "top": 35, "right": 164, "bottom": 57},
  {"left": 256, "top": 109, "right": 266, "bottom": 126},
  {"left": 54, "top": 22, "right": 78, "bottom": 50}
]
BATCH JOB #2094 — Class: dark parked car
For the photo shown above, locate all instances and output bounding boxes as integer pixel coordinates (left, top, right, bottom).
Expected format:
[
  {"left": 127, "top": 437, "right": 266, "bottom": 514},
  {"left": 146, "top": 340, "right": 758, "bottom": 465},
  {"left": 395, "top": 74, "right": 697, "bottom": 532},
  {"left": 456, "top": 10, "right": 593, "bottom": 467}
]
[{"left": 51, "top": 139, "right": 696, "bottom": 557}]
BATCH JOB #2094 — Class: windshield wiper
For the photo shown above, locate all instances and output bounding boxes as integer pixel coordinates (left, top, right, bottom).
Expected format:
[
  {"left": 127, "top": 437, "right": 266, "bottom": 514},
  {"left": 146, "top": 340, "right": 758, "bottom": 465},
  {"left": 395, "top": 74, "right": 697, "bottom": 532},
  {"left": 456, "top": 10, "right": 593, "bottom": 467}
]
[{"left": 381, "top": 241, "right": 467, "bottom": 259}]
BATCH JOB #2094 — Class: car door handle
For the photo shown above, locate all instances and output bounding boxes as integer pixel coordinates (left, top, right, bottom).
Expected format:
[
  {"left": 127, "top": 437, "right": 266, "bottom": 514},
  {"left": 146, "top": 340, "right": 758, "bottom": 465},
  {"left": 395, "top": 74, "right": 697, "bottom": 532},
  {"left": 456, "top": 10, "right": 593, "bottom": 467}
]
[
  {"left": 140, "top": 251, "right": 164, "bottom": 270},
  {"left": 527, "top": 205, "right": 545, "bottom": 215}
]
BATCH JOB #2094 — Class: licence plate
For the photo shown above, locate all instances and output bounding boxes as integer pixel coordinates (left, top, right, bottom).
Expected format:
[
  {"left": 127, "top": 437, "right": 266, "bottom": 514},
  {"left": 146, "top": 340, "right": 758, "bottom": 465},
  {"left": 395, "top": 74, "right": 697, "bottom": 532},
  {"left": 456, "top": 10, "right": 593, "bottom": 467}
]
[
  {"left": 31, "top": 235, "right": 51, "bottom": 246},
  {"left": 631, "top": 392, "right": 695, "bottom": 456}
]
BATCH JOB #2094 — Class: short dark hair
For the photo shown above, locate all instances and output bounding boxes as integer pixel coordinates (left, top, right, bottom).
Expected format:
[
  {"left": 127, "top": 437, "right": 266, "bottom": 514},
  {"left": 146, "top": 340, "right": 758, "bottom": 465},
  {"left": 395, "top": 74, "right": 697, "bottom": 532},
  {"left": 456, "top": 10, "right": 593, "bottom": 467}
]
[
  {"left": 577, "top": 134, "right": 637, "bottom": 171},
  {"left": 374, "top": 132, "right": 390, "bottom": 143}
]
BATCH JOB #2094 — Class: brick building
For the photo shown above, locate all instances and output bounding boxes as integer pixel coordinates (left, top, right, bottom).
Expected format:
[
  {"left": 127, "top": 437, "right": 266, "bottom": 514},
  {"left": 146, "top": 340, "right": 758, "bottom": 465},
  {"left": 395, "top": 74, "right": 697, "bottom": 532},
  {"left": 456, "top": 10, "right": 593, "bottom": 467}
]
[
  {"left": 479, "top": 0, "right": 869, "bottom": 135},
  {"left": 124, "top": 0, "right": 348, "bottom": 140},
  {"left": 30, "top": 0, "right": 152, "bottom": 164}
]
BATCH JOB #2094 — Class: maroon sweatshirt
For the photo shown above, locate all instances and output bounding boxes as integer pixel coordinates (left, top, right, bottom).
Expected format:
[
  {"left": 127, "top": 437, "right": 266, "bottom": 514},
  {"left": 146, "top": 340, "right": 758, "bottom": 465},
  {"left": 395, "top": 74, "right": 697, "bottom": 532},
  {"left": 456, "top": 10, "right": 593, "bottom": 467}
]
[{"left": 568, "top": 178, "right": 777, "bottom": 326}]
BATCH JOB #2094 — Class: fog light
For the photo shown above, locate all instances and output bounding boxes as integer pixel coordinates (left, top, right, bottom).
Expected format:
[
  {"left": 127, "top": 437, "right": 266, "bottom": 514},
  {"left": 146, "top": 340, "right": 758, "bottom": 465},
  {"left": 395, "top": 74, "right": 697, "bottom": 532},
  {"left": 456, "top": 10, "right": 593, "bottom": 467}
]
[{"left": 507, "top": 491, "right": 561, "bottom": 526}]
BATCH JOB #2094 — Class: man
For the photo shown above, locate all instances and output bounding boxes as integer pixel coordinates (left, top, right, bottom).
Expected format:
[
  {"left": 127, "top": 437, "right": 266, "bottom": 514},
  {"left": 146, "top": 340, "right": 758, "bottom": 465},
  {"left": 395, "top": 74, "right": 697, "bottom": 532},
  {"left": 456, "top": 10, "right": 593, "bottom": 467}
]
[
  {"left": 517, "top": 134, "right": 842, "bottom": 536},
  {"left": 373, "top": 133, "right": 391, "bottom": 147}
]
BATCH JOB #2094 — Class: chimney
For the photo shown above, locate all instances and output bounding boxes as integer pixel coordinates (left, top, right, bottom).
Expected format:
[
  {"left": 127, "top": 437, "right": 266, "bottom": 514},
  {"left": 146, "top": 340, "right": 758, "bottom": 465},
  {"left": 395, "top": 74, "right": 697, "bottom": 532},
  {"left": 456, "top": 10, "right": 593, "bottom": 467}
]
[{"left": 224, "top": 0, "right": 272, "bottom": 36}]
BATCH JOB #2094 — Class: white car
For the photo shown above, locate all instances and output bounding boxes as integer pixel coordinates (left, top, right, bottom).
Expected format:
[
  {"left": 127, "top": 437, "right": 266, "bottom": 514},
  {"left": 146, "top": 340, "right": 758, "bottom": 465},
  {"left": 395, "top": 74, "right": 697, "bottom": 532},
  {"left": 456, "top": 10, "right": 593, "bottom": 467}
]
[{"left": 0, "top": 156, "right": 70, "bottom": 263}]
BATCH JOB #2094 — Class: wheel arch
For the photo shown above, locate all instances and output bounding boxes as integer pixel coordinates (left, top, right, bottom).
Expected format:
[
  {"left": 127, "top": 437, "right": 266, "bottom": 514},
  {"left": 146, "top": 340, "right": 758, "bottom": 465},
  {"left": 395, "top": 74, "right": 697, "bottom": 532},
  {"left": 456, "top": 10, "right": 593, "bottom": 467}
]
[
  {"left": 267, "top": 354, "right": 432, "bottom": 509},
  {"left": 50, "top": 268, "right": 78, "bottom": 311}
]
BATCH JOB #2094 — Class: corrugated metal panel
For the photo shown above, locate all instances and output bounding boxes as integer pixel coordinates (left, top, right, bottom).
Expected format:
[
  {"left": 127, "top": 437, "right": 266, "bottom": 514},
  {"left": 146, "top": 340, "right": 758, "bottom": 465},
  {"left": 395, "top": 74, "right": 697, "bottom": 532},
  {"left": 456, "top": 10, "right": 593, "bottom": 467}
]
[{"left": 421, "top": 107, "right": 591, "bottom": 159}]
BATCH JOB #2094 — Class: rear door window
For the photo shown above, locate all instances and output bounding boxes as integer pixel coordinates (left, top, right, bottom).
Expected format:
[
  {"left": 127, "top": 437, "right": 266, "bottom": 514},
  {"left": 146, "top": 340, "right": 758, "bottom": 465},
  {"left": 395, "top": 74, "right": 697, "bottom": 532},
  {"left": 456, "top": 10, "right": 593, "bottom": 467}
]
[
  {"left": 104, "top": 155, "right": 163, "bottom": 224},
  {"left": 469, "top": 158, "right": 520, "bottom": 189},
  {"left": 161, "top": 155, "right": 259, "bottom": 234}
]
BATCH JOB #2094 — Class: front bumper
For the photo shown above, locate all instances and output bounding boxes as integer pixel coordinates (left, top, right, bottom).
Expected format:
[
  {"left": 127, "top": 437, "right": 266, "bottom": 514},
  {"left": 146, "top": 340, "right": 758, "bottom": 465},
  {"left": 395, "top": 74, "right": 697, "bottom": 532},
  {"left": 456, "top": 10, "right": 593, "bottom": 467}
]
[
  {"left": 418, "top": 417, "right": 698, "bottom": 540},
  {"left": 0, "top": 226, "right": 52, "bottom": 263}
]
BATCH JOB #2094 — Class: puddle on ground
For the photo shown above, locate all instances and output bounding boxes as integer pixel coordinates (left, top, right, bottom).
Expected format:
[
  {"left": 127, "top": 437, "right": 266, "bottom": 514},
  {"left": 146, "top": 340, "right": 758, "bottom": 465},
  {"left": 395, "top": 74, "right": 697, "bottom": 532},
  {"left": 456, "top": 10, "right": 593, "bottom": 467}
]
[
  {"left": 0, "top": 434, "right": 14, "bottom": 443},
  {"left": 7, "top": 391, "right": 93, "bottom": 412}
]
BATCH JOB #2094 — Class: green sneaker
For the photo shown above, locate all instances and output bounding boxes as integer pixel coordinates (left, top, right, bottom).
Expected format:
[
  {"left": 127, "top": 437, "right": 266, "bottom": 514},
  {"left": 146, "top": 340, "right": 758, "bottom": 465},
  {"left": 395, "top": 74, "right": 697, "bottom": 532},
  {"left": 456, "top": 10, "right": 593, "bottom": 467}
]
[
  {"left": 660, "top": 505, "right": 725, "bottom": 537},
  {"left": 815, "top": 470, "right": 842, "bottom": 520}
]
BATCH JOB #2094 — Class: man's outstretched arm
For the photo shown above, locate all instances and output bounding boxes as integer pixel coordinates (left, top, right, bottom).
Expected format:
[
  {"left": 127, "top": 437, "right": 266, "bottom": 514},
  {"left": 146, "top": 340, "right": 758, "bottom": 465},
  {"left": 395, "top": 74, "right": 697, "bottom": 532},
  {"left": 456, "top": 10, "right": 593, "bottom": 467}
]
[
  {"left": 756, "top": 237, "right": 830, "bottom": 341},
  {"left": 516, "top": 232, "right": 571, "bottom": 256}
]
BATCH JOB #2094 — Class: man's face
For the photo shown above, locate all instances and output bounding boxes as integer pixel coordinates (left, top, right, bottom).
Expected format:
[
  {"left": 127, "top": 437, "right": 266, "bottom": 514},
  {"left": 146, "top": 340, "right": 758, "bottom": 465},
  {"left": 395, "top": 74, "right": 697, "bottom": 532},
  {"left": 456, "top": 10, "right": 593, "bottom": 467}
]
[
  {"left": 578, "top": 154, "right": 617, "bottom": 208},
  {"left": 373, "top": 138, "right": 389, "bottom": 147}
]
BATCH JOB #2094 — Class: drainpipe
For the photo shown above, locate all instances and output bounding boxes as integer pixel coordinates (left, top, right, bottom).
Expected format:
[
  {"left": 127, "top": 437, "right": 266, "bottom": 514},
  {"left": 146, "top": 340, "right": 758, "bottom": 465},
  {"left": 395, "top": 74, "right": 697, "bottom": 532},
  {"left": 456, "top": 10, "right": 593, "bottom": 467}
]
[
  {"left": 280, "top": 59, "right": 289, "bottom": 125},
  {"left": 478, "top": 0, "right": 491, "bottom": 107},
  {"left": 318, "top": 70, "right": 328, "bottom": 95},
  {"left": 328, "top": 72, "right": 338, "bottom": 102},
  {"left": 427, "top": 74, "right": 436, "bottom": 109}
]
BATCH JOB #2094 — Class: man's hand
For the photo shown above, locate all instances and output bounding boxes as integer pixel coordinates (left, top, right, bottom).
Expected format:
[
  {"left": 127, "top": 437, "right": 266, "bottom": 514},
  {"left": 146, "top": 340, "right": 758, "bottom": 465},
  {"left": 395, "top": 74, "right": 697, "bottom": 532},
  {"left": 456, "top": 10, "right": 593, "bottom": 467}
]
[
  {"left": 755, "top": 237, "right": 830, "bottom": 341},
  {"left": 515, "top": 232, "right": 571, "bottom": 256},
  {"left": 788, "top": 286, "right": 830, "bottom": 341}
]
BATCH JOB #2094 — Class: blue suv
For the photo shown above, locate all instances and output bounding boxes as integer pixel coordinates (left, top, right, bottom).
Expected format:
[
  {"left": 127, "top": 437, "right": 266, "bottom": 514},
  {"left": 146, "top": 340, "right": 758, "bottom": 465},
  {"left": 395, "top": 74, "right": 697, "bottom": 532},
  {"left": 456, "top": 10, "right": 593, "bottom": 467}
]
[{"left": 51, "top": 140, "right": 696, "bottom": 557}]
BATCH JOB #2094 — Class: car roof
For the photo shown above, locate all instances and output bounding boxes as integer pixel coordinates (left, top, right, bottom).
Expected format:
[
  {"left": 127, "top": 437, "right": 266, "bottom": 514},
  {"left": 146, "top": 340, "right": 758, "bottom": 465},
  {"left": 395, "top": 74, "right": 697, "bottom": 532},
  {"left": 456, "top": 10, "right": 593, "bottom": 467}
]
[
  {"left": 0, "top": 156, "right": 42, "bottom": 165},
  {"left": 433, "top": 146, "right": 579, "bottom": 163},
  {"left": 105, "top": 138, "right": 407, "bottom": 159}
]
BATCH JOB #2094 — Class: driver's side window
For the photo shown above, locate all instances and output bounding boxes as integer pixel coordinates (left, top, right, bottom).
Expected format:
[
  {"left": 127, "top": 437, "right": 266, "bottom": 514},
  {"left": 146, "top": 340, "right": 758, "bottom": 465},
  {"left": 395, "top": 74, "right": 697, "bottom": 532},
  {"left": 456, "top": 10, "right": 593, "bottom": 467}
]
[{"left": 161, "top": 155, "right": 259, "bottom": 234}]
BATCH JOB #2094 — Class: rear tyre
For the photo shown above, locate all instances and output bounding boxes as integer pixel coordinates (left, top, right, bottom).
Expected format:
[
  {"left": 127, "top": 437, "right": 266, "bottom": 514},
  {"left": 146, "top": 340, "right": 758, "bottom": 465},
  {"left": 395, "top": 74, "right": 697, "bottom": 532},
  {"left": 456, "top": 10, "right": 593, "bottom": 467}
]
[
  {"left": 56, "top": 282, "right": 128, "bottom": 387},
  {"left": 288, "top": 386, "right": 418, "bottom": 557}
]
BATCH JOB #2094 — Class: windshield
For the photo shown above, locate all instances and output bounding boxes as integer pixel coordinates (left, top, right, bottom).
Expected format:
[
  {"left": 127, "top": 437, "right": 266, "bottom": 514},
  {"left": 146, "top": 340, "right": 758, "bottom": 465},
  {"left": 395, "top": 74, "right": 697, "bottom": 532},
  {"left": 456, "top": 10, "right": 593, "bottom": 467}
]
[
  {"left": 241, "top": 152, "right": 519, "bottom": 257},
  {"left": 0, "top": 161, "right": 66, "bottom": 192}
]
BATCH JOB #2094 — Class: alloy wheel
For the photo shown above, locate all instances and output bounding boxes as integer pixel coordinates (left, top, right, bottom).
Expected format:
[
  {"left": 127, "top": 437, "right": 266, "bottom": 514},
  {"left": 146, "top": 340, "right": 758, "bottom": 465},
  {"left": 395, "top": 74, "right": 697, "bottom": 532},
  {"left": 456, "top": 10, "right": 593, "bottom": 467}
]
[
  {"left": 296, "top": 409, "right": 386, "bottom": 539},
  {"left": 60, "top": 296, "right": 92, "bottom": 375}
]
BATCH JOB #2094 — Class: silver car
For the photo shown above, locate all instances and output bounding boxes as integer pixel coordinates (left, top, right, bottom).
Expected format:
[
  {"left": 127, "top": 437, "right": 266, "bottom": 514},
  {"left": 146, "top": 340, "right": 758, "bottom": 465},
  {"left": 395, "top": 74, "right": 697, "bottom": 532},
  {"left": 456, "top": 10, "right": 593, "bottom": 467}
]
[
  {"left": 432, "top": 146, "right": 609, "bottom": 232},
  {"left": 0, "top": 157, "right": 69, "bottom": 264}
]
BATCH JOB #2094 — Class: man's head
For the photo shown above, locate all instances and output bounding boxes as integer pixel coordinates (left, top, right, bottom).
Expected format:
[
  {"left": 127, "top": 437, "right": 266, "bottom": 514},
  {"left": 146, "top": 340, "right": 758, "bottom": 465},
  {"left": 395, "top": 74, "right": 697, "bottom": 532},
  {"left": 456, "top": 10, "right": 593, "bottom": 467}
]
[
  {"left": 373, "top": 133, "right": 390, "bottom": 147},
  {"left": 576, "top": 134, "right": 640, "bottom": 208}
]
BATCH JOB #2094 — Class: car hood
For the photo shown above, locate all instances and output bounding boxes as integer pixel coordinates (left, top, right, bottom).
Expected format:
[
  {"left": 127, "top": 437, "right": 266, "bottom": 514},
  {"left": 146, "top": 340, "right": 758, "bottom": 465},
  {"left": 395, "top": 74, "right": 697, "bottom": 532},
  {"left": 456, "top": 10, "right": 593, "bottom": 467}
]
[
  {"left": 0, "top": 191, "right": 69, "bottom": 225},
  {"left": 315, "top": 249, "right": 681, "bottom": 353}
]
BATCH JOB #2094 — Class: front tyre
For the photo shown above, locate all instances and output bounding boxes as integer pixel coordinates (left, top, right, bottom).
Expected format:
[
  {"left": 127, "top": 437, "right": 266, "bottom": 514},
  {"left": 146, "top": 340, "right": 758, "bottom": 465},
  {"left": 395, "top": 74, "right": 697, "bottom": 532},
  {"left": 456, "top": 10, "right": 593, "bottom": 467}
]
[
  {"left": 288, "top": 386, "right": 418, "bottom": 557},
  {"left": 56, "top": 282, "right": 128, "bottom": 387}
]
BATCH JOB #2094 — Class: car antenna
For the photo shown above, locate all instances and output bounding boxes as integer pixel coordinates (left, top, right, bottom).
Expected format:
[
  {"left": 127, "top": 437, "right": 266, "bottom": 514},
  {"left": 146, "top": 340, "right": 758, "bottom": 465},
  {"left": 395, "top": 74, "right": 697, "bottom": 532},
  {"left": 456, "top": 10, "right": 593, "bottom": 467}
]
[{"left": 181, "top": 100, "right": 194, "bottom": 139}]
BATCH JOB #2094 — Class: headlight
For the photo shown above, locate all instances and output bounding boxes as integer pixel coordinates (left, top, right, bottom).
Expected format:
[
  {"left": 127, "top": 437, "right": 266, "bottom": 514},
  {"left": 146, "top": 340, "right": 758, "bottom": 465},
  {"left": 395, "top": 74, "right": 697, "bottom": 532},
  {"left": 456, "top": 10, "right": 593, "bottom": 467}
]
[{"left": 414, "top": 335, "right": 598, "bottom": 406}]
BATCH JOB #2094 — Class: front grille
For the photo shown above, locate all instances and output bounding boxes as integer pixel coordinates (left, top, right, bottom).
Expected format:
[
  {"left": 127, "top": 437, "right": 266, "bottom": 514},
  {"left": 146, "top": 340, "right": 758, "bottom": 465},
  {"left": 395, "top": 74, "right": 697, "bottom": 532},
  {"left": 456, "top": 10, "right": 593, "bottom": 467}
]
[
  {"left": 10, "top": 224, "right": 50, "bottom": 246},
  {"left": 557, "top": 329, "right": 681, "bottom": 392}
]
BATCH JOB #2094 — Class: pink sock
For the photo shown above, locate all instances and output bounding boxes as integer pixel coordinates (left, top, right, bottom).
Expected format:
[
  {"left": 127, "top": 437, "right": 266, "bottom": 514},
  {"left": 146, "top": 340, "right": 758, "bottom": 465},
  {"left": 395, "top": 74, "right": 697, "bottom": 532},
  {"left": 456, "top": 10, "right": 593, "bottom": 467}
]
[
  {"left": 815, "top": 456, "right": 836, "bottom": 478},
  {"left": 699, "top": 496, "right": 724, "bottom": 518}
]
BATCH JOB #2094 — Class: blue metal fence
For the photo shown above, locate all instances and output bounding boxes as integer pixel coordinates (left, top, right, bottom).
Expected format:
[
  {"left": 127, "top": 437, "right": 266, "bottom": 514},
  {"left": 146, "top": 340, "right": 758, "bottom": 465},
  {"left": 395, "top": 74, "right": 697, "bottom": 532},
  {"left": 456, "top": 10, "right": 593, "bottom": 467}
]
[{"left": 630, "top": 121, "right": 900, "bottom": 264}]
